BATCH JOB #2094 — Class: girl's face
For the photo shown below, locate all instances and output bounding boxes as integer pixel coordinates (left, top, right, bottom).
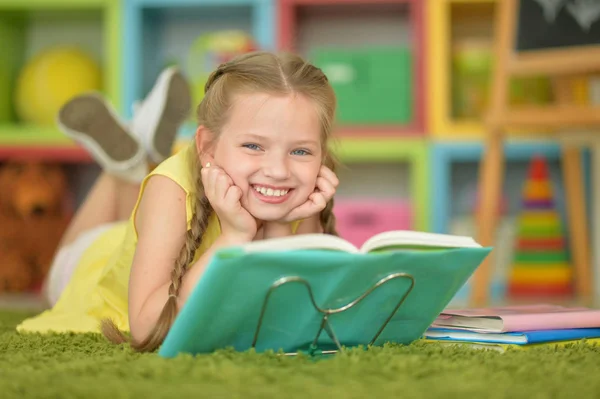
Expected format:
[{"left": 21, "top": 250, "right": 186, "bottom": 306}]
[{"left": 204, "top": 92, "right": 323, "bottom": 222}]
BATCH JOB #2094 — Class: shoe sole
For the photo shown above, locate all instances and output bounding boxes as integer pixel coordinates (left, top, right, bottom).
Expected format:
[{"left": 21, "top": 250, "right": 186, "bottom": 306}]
[
  {"left": 151, "top": 70, "right": 192, "bottom": 162},
  {"left": 58, "top": 94, "right": 140, "bottom": 163}
]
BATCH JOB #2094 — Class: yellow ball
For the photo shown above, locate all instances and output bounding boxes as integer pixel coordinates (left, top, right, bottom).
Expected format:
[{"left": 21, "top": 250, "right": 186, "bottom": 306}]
[{"left": 15, "top": 47, "right": 102, "bottom": 126}]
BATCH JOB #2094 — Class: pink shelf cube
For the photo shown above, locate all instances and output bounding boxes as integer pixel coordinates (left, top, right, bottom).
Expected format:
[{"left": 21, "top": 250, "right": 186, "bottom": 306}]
[{"left": 334, "top": 199, "right": 412, "bottom": 247}]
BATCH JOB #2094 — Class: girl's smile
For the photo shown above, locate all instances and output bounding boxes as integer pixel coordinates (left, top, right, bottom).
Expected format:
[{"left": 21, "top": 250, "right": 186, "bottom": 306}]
[{"left": 250, "top": 184, "right": 294, "bottom": 204}]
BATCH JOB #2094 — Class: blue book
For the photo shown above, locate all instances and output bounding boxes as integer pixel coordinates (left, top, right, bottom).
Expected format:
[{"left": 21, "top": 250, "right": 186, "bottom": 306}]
[
  {"left": 158, "top": 231, "right": 492, "bottom": 357},
  {"left": 424, "top": 327, "right": 600, "bottom": 345}
]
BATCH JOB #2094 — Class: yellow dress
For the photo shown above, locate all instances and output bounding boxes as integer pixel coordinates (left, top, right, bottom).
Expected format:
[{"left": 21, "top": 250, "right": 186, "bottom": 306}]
[{"left": 17, "top": 143, "right": 287, "bottom": 334}]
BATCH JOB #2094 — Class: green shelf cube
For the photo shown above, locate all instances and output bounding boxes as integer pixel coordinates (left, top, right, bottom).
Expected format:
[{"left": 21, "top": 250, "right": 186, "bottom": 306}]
[{"left": 311, "top": 47, "right": 412, "bottom": 125}]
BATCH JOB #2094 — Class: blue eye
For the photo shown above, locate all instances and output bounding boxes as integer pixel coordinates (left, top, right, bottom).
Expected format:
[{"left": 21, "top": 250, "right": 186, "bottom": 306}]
[
  {"left": 243, "top": 143, "right": 261, "bottom": 151},
  {"left": 292, "top": 149, "right": 310, "bottom": 156}
]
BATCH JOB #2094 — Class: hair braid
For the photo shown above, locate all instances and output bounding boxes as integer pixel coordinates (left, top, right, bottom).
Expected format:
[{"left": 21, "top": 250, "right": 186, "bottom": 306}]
[
  {"left": 101, "top": 163, "right": 213, "bottom": 352},
  {"left": 319, "top": 155, "right": 339, "bottom": 236},
  {"left": 320, "top": 197, "right": 338, "bottom": 236}
]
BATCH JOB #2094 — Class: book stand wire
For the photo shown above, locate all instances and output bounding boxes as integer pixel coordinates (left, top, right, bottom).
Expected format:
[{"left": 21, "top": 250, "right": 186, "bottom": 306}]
[{"left": 251, "top": 273, "right": 416, "bottom": 356}]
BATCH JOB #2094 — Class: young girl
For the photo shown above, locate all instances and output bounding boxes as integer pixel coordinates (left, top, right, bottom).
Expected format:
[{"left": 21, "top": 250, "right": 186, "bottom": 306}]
[{"left": 17, "top": 51, "right": 340, "bottom": 353}]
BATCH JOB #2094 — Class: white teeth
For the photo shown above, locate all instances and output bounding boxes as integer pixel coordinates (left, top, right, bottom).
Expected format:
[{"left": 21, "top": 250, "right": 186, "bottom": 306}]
[{"left": 253, "top": 186, "right": 288, "bottom": 197}]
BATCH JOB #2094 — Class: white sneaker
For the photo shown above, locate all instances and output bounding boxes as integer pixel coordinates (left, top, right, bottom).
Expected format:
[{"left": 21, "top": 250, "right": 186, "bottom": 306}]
[
  {"left": 130, "top": 67, "right": 192, "bottom": 164},
  {"left": 57, "top": 93, "right": 148, "bottom": 183}
]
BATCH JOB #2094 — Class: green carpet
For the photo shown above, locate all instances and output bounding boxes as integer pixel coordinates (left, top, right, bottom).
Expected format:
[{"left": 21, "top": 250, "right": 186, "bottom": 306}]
[{"left": 2, "top": 310, "right": 600, "bottom": 398}]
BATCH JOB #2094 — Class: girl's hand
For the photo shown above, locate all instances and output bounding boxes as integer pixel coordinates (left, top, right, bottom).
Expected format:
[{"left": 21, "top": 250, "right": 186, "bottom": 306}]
[
  {"left": 278, "top": 165, "right": 339, "bottom": 223},
  {"left": 201, "top": 163, "right": 258, "bottom": 241}
]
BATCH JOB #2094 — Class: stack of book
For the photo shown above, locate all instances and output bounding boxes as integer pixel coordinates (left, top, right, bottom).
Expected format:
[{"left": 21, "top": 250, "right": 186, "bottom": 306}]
[{"left": 423, "top": 304, "right": 600, "bottom": 352}]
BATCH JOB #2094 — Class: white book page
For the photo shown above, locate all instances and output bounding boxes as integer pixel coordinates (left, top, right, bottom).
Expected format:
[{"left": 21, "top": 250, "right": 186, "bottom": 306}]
[
  {"left": 360, "top": 230, "right": 482, "bottom": 253},
  {"left": 433, "top": 316, "right": 505, "bottom": 332},
  {"left": 240, "top": 234, "right": 359, "bottom": 253}
]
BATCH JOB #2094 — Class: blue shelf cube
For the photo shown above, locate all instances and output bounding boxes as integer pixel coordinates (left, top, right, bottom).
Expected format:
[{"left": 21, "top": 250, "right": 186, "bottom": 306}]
[{"left": 122, "top": 0, "right": 275, "bottom": 119}]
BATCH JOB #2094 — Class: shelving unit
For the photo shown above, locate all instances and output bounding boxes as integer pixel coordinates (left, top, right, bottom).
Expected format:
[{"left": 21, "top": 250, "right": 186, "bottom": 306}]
[
  {"left": 1, "top": 0, "right": 593, "bottom": 305},
  {"left": 0, "top": 0, "right": 121, "bottom": 162},
  {"left": 2, "top": 0, "right": 586, "bottom": 253}
]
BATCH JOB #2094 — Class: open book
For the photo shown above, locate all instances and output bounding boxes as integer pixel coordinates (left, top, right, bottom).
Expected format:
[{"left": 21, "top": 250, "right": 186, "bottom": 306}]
[
  {"left": 239, "top": 230, "right": 482, "bottom": 254},
  {"left": 158, "top": 230, "right": 492, "bottom": 357}
]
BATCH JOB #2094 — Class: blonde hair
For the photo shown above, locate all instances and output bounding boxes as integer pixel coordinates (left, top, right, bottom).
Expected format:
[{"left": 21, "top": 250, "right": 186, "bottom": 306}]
[{"left": 101, "top": 51, "right": 339, "bottom": 352}]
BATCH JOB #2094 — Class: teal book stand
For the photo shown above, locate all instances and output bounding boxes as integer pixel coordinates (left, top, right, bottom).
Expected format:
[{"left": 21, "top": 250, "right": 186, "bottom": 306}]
[{"left": 158, "top": 247, "right": 492, "bottom": 358}]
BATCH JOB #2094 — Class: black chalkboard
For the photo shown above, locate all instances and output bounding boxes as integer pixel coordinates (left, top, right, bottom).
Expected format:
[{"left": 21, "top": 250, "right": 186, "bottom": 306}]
[{"left": 516, "top": 0, "right": 600, "bottom": 51}]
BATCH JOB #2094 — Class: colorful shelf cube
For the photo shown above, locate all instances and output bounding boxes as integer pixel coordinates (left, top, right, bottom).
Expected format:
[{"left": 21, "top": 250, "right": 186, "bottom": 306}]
[
  {"left": 278, "top": 0, "right": 426, "bottom": 136},
  {"left": 334, "top": 199, "right": 412, "bottom": 247},
  {"left": 334, "top": 137, "right": 430, "bottom": 232},
  {"left": 122, "top": 0, "right": 274, "bottom": 120},
  {"left": 0, "top": 0, "right": 121, "bottom": 161},
  {"left": 427, "top": 0, "right": 552, "bottom": 140}
]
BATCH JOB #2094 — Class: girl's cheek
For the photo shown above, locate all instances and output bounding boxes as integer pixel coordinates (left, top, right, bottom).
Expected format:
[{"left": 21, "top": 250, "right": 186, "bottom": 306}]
[{"left": 230, "top": 166, "right": 253, "bottom": 190}]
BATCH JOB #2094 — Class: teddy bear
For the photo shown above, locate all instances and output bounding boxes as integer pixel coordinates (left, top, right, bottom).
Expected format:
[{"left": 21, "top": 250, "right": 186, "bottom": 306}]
[{"left": 0, "top": 160, "right": 70, "bottom": 292}]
